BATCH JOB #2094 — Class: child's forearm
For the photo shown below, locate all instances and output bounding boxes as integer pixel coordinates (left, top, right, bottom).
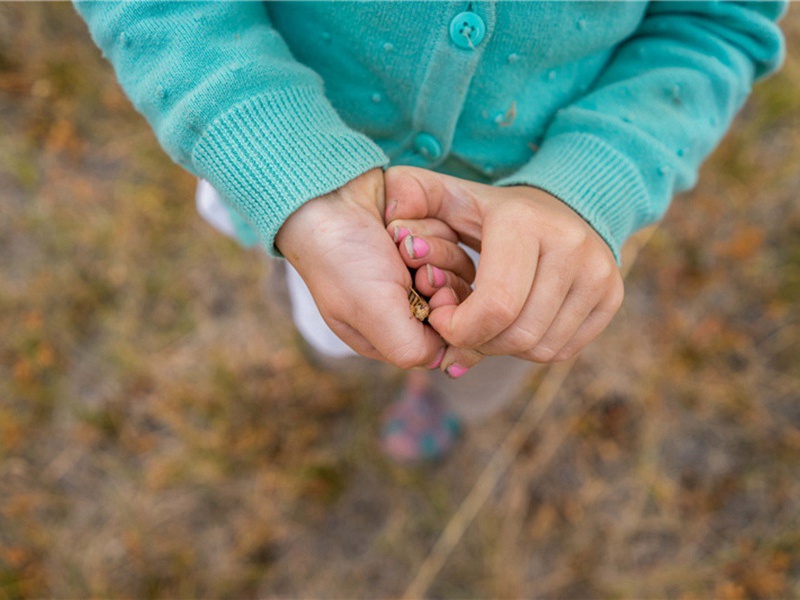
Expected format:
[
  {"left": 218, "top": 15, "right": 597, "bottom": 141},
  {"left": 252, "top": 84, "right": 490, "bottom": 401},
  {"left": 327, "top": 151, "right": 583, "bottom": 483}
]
[{"left": 73, "top": 1, "right": 388, "bottom": 254}]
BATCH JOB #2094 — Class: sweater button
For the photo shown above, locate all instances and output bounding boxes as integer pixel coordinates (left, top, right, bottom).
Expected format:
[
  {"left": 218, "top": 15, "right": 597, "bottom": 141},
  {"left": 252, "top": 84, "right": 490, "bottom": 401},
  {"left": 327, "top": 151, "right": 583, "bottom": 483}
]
[
  {"left": 449, "top": 11, "right": 486, "bottom": 49},
  {"left": 413, "top": 132, "right": 442, "bottom": 161}
]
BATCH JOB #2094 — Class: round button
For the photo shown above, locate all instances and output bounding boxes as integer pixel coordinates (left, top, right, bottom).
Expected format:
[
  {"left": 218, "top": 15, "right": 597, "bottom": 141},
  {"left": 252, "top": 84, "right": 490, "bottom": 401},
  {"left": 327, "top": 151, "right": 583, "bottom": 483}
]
[
  {"left": 413, "top": 132, "right": 442, "bottom": 161},
  {"left": 449, "top": 11, "right": 486, "bottom": 49}
]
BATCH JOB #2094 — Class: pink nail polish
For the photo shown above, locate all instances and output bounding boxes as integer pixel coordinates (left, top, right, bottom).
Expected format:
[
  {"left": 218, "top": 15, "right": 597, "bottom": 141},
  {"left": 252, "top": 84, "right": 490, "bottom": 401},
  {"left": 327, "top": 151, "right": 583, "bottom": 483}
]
[
  {"left": 405, "top": 235, "right": 429, "bottom": 259},
  {"left": 394, "top": 226, "right": 410, "bottom": 243},
  {"left": 427, "top": 264, "right": 446, "bottom": 288},
  {"left": 427, "top": 347, "right": 446, "bottom": 370},
  {"left": 445, "top": 364, "right": 469, "bottom": 379}
]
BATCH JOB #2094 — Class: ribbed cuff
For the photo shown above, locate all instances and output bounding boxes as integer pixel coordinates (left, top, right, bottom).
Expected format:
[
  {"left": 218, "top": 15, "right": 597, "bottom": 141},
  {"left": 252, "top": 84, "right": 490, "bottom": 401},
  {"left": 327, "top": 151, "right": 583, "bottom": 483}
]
[
  {"left": 192, "top": 86, "right": 389, "bottom": 256},
  {"left": 494, "top": 133, "right": 651, "bottom": 263}
]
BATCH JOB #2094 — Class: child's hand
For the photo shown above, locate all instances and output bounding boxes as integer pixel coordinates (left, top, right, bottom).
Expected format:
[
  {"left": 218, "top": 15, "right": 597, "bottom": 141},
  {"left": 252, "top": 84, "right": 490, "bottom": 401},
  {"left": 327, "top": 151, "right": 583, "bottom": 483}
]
[
  {"left": 384, "top": 166, "right": 624, "bottom": 376},
  {"left": 275, "top": 168, "right": 446, "bottom": 370}
]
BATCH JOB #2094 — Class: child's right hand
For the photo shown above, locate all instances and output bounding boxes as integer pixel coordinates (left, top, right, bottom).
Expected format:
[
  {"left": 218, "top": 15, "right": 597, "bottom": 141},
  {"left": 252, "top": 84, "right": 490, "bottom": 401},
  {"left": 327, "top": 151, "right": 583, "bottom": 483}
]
[
  {"left": 384, "top": 165, "right": 625, "bottom": 376},
  {"left": 274, "top": 168, "right": 447, "bottom": 370}
]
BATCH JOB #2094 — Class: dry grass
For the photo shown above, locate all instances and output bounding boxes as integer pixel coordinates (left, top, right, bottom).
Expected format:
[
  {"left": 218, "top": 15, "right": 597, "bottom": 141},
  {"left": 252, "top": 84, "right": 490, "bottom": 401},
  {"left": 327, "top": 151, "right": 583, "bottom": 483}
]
[{"left": 1, "top": 4, "right": 799, "bottom": 598}]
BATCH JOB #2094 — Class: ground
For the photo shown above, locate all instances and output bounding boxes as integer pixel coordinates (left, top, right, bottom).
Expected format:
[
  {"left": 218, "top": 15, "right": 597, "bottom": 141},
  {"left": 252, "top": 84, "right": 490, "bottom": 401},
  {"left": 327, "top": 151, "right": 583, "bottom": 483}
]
[{"left": 1, "top": 4, "right": 799, "bottom": 598}]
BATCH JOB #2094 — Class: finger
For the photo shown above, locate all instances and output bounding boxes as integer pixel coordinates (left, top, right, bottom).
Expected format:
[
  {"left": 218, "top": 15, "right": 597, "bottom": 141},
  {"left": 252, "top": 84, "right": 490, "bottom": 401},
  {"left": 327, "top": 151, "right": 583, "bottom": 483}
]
[
  {"left": 516, "top": 284, "right": 596, "bottom": 363},
  {"left": 428, "top": 285, "right": 460, "bottom": 311},
  {"left": 414, "top": 267, "right": 472, "bottom": 302},
  {"left": 434, "top": 208, "right": 540, "bottom": 349},
  {"left": 384, "top": 166, "right": 446, "bottom": 221},
  {"left": 548, "top": 282, "right": 624, "bottom": 362},
  {"left": 401, "top": 234, "right": 476, "bottom": 283},
  {"left": 388, "top": 218, "right": 459, "bottom": 244},
  {"left": 348, "top": 281, "right": 448, "bottom": 370},
  {"left": 323, "top": 286, "right": 446, "bottom": 369},
  {"left": 328, "top": 310, "right": 447, "bottom": 367},
  {"left": 326, "top": 318, "right": 385, "bottom": 362},
  {"left": 384, "top": 166, "right": 483, "bottom": 244},
  {"left": 476, "top": 256, "right": 575, "bottom": 356},
  {"left": 440, "top": 346, "right": 484, "bottom": 379}
]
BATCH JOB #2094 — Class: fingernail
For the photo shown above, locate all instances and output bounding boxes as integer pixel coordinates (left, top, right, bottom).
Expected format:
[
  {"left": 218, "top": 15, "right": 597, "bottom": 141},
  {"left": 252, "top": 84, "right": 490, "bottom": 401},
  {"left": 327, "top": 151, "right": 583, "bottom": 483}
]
[
  {"left": 404, "top": 235, "right": 429, "bottom": 259},
  {"left": 445, "top": 363, "right": 469, "bottom": 379},
  {"left": 394, "top": 226, "right": 410, "bottom": 243},
  {"left": 427, "top": 264, "right": 446, "bottom": 288},
  {"left": 385, "top": 200, "right": 397, "bottom": 221},
  {"left": 426, "top": 347, "right": 446, "bottom": 370}
]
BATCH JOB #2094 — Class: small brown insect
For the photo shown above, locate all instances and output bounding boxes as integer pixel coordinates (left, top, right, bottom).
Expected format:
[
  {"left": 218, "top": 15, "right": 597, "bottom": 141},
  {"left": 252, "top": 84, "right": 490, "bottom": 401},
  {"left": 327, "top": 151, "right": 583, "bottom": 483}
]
[{"left": 408, "top": 287, "right": 430, "bottom": 322}]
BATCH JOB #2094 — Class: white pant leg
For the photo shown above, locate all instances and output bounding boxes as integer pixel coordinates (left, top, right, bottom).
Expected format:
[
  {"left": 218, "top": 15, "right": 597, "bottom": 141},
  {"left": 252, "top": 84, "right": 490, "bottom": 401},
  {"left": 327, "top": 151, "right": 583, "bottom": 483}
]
[
  {"left": 283, "top": 265, "right": 358, "bottom": 358},
  {"left": 195, "top": 179, "right": 239, "bottom": 239},
  {"left": 195, "top": 179, "right": 357, "bottom": 359}
]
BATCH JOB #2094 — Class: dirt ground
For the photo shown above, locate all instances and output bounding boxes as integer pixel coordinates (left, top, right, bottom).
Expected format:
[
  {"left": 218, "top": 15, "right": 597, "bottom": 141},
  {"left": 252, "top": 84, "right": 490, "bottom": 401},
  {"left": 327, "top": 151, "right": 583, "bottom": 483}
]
[{"left": 1, "top": 4, "right": 799, "bottom": 598}]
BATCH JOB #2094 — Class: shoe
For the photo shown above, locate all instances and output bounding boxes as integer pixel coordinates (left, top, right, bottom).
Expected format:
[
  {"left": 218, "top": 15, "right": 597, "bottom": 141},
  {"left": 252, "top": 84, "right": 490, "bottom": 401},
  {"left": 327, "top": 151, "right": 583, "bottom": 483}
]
[{"left": 380, "top": 372, "right": 461, "bottom": 463}]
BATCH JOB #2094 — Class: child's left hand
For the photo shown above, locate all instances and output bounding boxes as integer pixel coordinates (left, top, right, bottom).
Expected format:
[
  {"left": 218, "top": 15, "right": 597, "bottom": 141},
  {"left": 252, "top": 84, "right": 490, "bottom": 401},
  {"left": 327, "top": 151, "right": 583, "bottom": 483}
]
[{"left": 385, "top": 165, "right": 624, "bottom": 377}]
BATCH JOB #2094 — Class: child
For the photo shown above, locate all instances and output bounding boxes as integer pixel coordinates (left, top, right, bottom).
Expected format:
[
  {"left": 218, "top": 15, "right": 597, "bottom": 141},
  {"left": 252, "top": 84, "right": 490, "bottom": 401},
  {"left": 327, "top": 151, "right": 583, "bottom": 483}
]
[{"left": 74, "top": 1, "right": 786, "bottom": 461}]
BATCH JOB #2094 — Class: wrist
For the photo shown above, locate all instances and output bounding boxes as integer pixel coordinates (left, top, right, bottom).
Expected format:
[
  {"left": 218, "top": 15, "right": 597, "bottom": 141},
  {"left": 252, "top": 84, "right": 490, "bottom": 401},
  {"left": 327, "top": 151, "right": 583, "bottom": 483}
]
[
  {"left": 275, "top": 168, "right": 384, "bottom": 260},
  {"left": 512, "top": 184, "right": 617, "bottom": 257}
]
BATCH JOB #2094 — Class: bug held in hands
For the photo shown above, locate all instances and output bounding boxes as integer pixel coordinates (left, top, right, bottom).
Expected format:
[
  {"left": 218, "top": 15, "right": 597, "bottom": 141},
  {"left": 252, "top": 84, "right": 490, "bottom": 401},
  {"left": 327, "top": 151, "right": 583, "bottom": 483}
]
[{"left": 408, "top": 287, "right": 430, "bottom": 322}]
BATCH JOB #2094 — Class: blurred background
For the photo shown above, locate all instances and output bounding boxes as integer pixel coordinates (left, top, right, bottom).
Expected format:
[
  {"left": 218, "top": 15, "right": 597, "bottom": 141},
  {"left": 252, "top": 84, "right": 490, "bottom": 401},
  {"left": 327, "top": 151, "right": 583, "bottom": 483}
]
[{"left": 1, "top": 3, "right": 799, "bottom": 598}]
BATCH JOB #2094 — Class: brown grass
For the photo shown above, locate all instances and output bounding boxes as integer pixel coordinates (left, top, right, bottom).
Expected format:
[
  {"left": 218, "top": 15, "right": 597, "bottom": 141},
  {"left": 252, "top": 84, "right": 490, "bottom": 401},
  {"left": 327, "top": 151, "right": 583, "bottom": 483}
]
[{"left": 1, "top": 4, "right": 799, "bottom": 598}]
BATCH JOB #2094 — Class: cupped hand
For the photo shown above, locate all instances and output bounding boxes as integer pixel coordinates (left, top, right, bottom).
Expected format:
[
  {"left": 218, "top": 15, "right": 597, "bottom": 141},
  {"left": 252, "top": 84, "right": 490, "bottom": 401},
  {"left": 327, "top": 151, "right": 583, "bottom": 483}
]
[
  {"left": 275, "top": 168, "right": 446, "bottom": 369},
  {"left": 384, "top": 165, "right": 624, "bottom": 375}
]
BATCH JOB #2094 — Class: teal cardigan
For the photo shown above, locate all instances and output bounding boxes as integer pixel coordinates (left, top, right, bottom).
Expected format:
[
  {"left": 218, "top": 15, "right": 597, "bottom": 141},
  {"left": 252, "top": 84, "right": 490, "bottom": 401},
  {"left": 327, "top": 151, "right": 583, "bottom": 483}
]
[{"left": 74, "top": 1, "right": 786, "bottom": 260}]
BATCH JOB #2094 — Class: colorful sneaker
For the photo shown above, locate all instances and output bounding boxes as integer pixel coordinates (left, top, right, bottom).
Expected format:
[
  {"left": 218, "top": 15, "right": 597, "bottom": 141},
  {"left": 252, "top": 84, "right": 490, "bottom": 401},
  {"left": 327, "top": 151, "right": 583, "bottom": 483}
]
[{"left": 380, "top": 372, "right": 461, "bottom": 463}]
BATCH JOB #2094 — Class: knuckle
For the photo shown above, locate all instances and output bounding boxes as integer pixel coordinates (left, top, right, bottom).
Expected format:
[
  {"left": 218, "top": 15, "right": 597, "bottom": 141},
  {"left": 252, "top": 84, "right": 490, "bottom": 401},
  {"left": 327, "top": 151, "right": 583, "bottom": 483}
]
[
  {"left": 581, "top": 257, "right": 622, "bottom": 301},
  {"left": 529, "top": 346, "right": 556, "bottom": 364},
  {"left": 450, "top": 293, "right": 518, "bottom": 348},
  {"left": 559, "top": 224, "right": 589, "bottom": 250},
  {"left": 503, "top": 323, "right": 544, "bottom": 353},
  {"left": 446, "top": 311, "right": 493, "bottom": 349},
  {"left": 480, "top": 290, "right": 520, "bottom": 328},
  {"left": 587, "top": 253, "right": 615, "bottom": 280},
  {"left": 530, "top": 344, "right": 558, "bottom": 363}
]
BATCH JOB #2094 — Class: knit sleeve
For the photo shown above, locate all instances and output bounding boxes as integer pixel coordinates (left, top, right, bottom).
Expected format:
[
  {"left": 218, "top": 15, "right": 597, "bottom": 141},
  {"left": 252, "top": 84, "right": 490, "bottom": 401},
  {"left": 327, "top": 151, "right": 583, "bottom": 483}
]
[
  {"left": 73, "top": 1, "right": 389, "bottom": 254},
  {"left": 493, "top": 1, "right": 786, "bottom": 262}
]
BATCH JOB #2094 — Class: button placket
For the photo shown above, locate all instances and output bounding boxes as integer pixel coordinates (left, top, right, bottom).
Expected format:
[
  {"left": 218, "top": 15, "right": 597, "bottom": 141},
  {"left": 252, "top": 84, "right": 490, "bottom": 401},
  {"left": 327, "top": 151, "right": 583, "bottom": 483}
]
[{"left": 409, "top": 3, "right": 495, "bottom": 166}]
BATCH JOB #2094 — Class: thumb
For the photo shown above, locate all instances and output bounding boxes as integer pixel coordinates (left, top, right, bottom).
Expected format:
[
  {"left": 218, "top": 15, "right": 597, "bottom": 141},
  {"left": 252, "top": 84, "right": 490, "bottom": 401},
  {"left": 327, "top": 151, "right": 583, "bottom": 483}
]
[
  {"left": 384, "top": 166, "right": 483, "bottom": 244},
  {"left": 352, "top": 282, "right": 447, "bottom": 370}
]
